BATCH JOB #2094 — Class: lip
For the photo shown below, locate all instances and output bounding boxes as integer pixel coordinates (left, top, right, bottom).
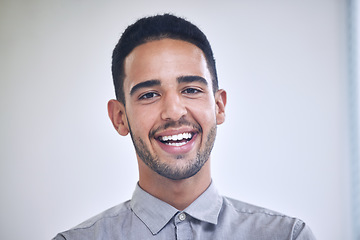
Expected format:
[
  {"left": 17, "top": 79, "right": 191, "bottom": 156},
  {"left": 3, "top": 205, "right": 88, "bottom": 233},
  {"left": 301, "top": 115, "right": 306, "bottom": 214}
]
[
  {"left": 154, "top": 127, "right": 196, "bottom": 137},
  {"left": 153, "top": 128, "right": 199, "bottom": 155}
]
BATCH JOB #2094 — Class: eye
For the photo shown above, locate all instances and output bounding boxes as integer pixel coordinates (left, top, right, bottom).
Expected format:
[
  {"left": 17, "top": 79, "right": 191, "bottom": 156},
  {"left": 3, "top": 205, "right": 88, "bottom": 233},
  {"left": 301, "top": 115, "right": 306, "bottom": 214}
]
[
  {"left": 182, "top": 88, "right": 202, "bottom": 95},
  {"left": 139, "top": 92, "right": 160, "bottom": 100}
]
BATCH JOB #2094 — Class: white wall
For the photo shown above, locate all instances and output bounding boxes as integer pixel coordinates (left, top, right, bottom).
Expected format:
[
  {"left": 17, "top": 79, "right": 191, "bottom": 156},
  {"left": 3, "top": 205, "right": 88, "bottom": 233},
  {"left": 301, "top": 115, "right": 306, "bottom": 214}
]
[{"left": 0, "top": 0, "right": 353, "bottom": 239}]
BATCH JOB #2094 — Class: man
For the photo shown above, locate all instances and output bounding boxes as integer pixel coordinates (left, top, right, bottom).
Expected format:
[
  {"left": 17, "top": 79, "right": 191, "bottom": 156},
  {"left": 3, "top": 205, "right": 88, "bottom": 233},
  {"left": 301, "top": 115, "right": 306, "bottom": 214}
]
[{"left": 54, "top": 14, "right": 316, "bottom": 239}]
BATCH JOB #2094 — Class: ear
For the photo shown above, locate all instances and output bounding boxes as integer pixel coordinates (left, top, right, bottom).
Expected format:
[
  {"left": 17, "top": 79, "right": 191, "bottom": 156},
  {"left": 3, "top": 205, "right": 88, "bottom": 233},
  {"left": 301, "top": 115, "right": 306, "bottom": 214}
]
[
  {"left": 107, "top": 99, "right": 129, "bottom": 136},
  {"left": 215, "top": 89, "right": 227, "bottom": 125}
]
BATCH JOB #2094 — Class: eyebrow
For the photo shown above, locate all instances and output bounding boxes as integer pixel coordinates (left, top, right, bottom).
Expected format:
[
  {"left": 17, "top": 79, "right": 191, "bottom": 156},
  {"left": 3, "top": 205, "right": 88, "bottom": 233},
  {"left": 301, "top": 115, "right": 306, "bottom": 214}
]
[
  {"left": 129, "top": 76, "right": 208, "bottom": 96},
  {"left": 130, "top": 79, "right": 161, "bottom": 96},
  {"left": 177, "top": 75, "right": 208, "bottom": 86}
]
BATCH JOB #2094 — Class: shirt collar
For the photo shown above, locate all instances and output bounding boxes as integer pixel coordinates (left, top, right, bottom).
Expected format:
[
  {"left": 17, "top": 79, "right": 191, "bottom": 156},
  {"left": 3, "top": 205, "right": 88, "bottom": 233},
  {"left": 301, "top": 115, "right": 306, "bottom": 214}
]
[
  {"left": 184, "top": 182, "right": 223, "bottom": 225},
  {"left": 130, "top": 183, "right": 178, "bottom": 235},
  {"left": 130, "top": 182, "right": 223, "bottom": 235}
]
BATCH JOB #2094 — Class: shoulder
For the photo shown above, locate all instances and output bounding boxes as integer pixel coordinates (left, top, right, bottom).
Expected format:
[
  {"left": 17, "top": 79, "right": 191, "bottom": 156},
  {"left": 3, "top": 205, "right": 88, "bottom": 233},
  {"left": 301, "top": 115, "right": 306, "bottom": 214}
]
[
  {"left": 223, "top": 196, "right": 286, "bottom": 216},
  {"left": 53, "top": 200, "right": 131, "bottom": 240},
  {"left": 220, "top": 197, "right": 316, "bottom": 240},
  {"left": 76, "top": 200, "right": 131, "bottom": 229}
]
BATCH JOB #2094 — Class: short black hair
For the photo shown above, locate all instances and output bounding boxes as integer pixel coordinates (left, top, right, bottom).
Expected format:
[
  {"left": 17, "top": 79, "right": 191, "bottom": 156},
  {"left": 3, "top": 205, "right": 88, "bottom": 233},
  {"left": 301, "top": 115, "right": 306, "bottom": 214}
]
[{"left": 111, "top": 14, "right": 218, "bottom": 104}]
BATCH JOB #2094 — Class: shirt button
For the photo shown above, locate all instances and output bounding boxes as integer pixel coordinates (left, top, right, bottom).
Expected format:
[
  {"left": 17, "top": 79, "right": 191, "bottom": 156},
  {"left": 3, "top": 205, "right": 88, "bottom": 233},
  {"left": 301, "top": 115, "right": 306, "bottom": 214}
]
[{"left": 178, "top": 212, "right": 186, "bottom": 221}]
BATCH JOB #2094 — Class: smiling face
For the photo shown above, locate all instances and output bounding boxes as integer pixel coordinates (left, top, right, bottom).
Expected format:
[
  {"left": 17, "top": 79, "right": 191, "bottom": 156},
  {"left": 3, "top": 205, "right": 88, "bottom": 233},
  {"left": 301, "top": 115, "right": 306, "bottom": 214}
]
[{"left": 109, "top": 38, "right": 226, "bottom": 180}]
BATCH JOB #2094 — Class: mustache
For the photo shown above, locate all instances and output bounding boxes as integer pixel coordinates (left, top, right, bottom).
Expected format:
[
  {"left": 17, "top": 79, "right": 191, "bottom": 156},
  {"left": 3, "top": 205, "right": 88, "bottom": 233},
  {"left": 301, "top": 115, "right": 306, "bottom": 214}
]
[{"left": 149, "top": 117, "right": 202, "bottom": 138}]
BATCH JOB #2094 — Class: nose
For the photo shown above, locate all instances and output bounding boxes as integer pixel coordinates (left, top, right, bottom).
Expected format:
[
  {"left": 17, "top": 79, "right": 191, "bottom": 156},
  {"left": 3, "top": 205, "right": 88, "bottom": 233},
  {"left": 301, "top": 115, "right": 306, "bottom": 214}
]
[{"left": 160, "top": 93, "right": 187, "bottom": 121}]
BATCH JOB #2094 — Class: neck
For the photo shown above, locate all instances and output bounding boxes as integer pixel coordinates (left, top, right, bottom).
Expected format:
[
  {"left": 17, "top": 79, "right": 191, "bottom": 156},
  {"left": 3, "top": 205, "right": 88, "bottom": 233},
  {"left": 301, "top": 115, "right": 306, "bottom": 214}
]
[{"left": 138, "top": 159, "right": 211, "bottom": 210}]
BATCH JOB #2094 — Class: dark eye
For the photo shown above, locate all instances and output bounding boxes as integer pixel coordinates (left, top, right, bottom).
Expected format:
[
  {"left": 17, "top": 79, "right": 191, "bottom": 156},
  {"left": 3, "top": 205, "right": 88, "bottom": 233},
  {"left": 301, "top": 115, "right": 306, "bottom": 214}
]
[
  {"left": 139, "top": 92, "right": 160, "bottom": 100},
  {"left": 183, "top": 88, "right": 201, "bottom": 94}
]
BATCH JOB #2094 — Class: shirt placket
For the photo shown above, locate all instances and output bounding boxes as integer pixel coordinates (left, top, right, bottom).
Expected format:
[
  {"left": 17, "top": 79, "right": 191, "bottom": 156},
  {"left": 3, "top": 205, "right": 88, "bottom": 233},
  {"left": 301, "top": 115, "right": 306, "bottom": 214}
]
[{"left": 174, "top": 212, "right": 192, "bottom": 240}]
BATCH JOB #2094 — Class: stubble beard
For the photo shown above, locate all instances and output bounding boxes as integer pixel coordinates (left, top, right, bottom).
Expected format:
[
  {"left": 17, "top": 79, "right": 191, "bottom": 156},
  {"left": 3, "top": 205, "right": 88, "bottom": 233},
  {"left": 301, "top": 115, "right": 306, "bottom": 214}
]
[{"left": 128, "top": 121, "right": 217, "bottom": 180}]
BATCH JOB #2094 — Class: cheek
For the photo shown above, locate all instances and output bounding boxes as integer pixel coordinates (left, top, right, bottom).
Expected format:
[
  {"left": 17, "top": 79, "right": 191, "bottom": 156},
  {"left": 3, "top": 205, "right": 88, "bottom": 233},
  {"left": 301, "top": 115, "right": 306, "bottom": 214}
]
[
  {"left": 127, "top": 106, "right": 158, "bottom": 134},
  {"left": 187, "top": 101, "right": 217, "bottom": 126}
]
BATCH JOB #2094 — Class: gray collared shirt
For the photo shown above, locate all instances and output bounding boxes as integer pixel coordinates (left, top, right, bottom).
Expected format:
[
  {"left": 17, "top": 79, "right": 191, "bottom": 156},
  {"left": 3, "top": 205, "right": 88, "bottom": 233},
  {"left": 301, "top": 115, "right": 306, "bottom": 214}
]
[{"left": 54, "top": 183, "right": 316, "bottom": 239}]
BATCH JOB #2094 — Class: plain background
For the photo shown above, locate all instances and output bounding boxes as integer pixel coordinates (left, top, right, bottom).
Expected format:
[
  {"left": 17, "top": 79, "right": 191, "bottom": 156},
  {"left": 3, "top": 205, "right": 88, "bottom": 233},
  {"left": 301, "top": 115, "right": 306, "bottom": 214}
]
[{"left": 0, "top": 0, "right": 357, "bottom": 239}]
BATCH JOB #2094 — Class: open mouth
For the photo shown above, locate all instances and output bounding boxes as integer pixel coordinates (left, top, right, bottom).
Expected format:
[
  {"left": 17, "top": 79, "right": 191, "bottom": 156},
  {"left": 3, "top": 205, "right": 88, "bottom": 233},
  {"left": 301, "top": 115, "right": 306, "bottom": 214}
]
[{"left": 157, "top": 132, "right": 194, "bottom": 147}]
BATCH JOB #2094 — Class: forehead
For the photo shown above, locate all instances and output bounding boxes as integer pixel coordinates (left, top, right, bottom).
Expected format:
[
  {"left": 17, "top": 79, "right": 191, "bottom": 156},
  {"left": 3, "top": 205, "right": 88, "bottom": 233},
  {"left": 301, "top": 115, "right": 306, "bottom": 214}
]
[{"left": 123, "top": 39, "right": 212, "bottom": 92}]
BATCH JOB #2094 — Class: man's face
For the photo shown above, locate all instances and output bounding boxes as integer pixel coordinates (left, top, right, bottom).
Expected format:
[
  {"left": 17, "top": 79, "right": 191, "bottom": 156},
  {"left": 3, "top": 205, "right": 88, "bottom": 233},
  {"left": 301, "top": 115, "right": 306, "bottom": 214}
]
[{"left": 120, "top": 38, "right": 225, "bottom": 180}]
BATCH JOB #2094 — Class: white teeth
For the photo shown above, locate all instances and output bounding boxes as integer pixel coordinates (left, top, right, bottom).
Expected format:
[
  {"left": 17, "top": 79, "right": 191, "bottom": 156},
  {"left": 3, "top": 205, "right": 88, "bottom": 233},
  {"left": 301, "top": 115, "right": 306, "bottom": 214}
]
[
  {"left": 160, "top": 133, "right": 193, "bottom": 142},
  {"left": 167, "top": 142, "right": 187, "bottom": 147}
]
